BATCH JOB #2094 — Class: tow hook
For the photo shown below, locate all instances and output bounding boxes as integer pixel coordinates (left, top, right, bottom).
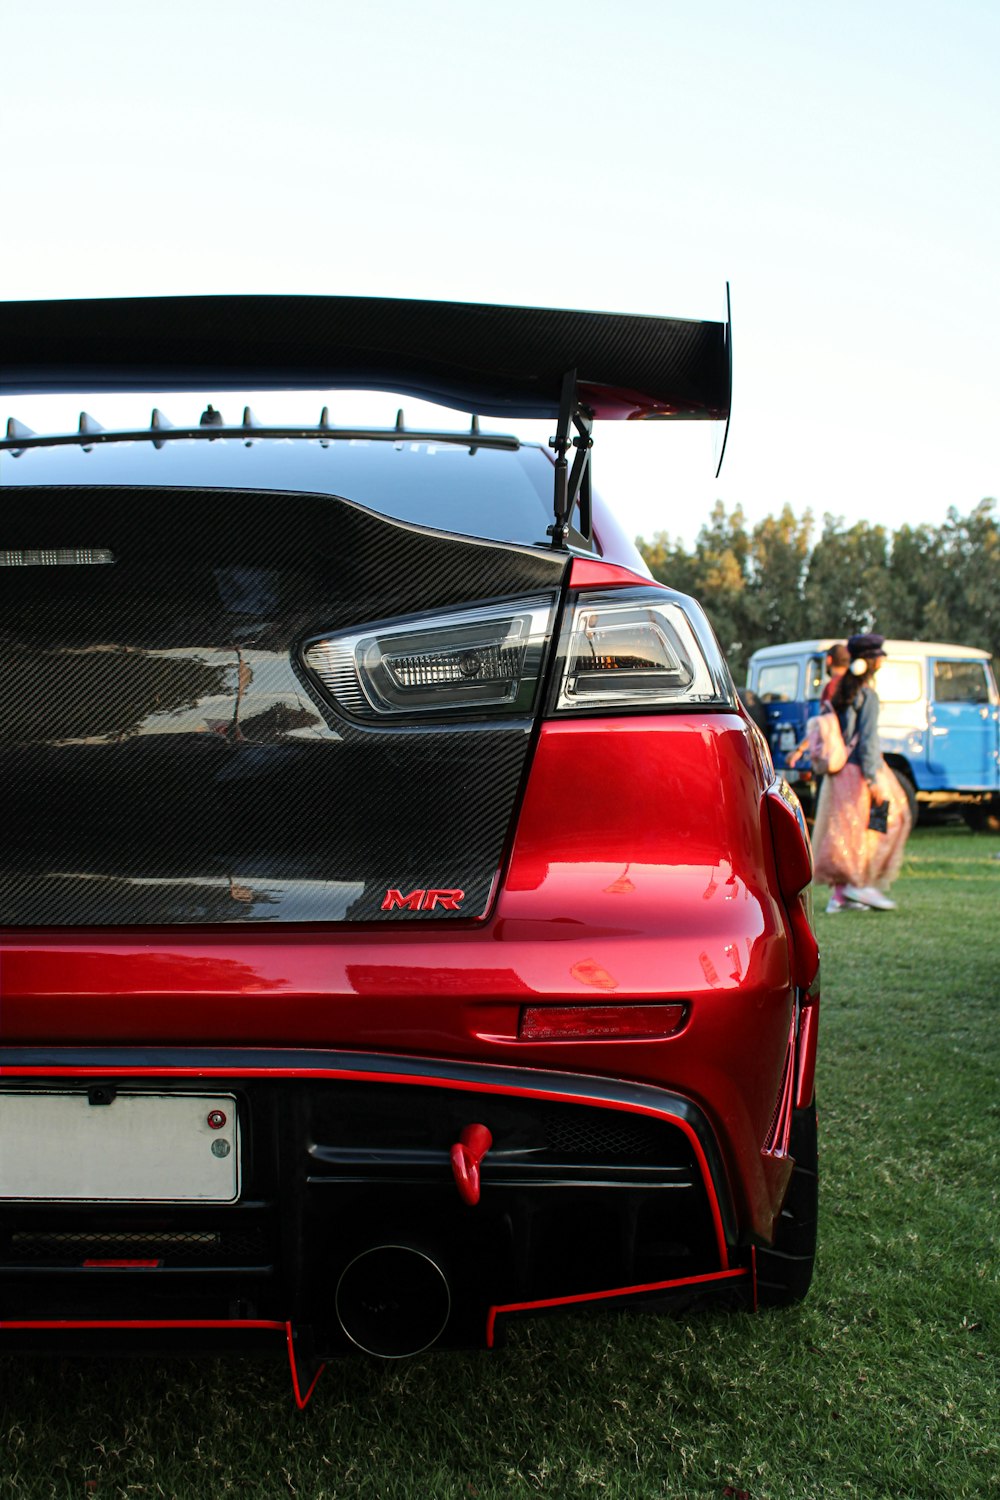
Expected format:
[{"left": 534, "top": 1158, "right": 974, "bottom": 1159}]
[{"left": 449, "top": 1123, "right": 492, "bottom": 1206}]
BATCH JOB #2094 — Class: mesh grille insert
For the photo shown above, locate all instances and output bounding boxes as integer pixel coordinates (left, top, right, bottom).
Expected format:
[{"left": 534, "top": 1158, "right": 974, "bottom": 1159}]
[
  {"left": 543, "top": 1114, "right": 668, "bottom": 1160},
  {"left": 5, "top": 1227, "right": 269, "bottom": 1267}
]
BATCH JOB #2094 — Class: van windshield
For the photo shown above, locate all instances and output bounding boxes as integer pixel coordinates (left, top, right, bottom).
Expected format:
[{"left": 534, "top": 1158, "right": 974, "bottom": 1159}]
[{"left": 877, "top": 660, "right": 922, "bottom": 703}]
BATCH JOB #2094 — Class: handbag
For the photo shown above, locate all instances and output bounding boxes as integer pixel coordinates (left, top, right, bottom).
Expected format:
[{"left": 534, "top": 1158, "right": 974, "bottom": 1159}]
[
  {"left": 804, "top": 706, "right": 850, "bottom": 775},
  {"left": 868, "top": 797, "right": 889, "bottom": 834}
]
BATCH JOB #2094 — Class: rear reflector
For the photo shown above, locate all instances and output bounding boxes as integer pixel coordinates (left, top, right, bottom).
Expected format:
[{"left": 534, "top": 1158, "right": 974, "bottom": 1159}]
[
  {"left": 764, "top": 785, "right": 820, "bottom": 990},
  {"left": 83, "top": 1259, "right": 162, "bottom": 1268},
  {"left": 518, "top": 1003, "right": 685, "bottom": 1040},
  {"left": 765, "top": 785, "right": 813, "bottom": 899}
]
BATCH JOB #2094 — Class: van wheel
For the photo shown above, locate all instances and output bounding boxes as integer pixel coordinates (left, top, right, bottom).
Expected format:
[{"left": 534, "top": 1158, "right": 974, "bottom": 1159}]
[
  {"left": 755, "top": 1101, "right": 818, "bottom": 1308},
  {"left": 893, "top": 769, "right": 919, "bottom": 827},
  {"left": 963, "top": 800, "right": 1000, "bottom": 833}
]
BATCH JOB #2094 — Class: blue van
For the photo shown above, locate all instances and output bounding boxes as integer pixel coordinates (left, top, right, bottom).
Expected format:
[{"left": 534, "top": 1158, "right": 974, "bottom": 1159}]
[{"left": 746, "top": 638, "right": 1000, "bottom": 827}]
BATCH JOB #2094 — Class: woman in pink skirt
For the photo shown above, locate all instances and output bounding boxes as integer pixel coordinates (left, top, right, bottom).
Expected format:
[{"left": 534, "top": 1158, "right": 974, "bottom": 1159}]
[{"left": 812, "top": 633, "right": 912, "bottom": 912}]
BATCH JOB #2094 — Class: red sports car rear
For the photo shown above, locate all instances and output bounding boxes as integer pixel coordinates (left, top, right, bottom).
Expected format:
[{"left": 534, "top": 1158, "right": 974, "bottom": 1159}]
[{"left": 0, "top": 295, "right": 818, "bottom": 1402}]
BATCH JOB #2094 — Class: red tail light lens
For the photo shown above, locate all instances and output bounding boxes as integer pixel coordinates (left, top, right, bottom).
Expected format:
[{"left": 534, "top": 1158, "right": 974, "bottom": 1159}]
[
  {"left": 765, "top": 784, "right": 820, "bottom": 990},
  {"left": 518, "top": 1003, "right": 686, "bottom": 1040},
  {"left": 765, "top": 784, "right": 813, "bottom": 900}
]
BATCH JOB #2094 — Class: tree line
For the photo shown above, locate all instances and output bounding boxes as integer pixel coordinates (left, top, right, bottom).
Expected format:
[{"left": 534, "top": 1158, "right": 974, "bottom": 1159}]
[{"left": 637, "top": 498, "right": 999, "bottom": 683}]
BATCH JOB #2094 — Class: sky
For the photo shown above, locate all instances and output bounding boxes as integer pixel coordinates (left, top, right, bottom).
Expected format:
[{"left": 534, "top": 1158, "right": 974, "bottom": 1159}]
[{"left": 2, "top": 0, "right": 997, "bottom": 548}]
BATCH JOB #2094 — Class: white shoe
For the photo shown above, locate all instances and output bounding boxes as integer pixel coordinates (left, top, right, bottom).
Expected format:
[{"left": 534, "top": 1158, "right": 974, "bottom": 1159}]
[
  {"left": 843, "top": 884, "right": 896, "bottom": 911},
  {"left": 825, "top": 892, "right": 868, "bottom": 913}
]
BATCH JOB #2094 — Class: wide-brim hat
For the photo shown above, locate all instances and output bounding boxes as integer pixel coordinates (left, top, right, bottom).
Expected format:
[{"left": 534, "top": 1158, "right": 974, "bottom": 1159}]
[{"left": 847, "top": 632, "right": 887, "bottom": 660}]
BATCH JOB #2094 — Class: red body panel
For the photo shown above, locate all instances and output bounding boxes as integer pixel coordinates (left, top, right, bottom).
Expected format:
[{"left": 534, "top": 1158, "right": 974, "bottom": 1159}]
[{"left": 0, "top": 713, "right": 801, "bottom": 1240}]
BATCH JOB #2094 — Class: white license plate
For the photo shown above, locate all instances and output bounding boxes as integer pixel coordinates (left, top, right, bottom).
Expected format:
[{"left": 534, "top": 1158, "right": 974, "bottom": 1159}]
[{"left": 0, "top": 1091, "right": 240, "bottom": 1202}]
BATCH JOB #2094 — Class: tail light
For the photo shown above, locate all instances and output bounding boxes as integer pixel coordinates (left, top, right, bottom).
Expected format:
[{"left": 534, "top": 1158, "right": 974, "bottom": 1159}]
[
  {"left": 765, "top": 785, "right": 813, "bottom": 901},
  {"left": 302, "top": 570, "right": 735, "bottom": 724},
  {"left": 550, "top": 587, "right": 736, "bottom": 715},
  {"left": 303, "top": 596, "right": 556, "bottom": 720}
]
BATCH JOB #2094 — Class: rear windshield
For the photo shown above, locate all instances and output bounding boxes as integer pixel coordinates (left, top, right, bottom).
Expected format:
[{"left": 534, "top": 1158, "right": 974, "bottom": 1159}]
[{"left": 0, "top": 437, "right": 557, "bottom": 548}]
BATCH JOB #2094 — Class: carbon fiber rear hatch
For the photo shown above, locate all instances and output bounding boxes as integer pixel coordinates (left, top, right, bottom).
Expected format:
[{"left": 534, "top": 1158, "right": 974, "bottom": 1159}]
[{"left": 0, "top": 482, "right": 567, "bottom": 925}]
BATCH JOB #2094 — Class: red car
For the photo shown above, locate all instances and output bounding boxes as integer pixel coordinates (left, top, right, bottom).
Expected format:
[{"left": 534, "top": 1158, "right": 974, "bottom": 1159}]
[{"left": 0, "top": 296, "right": 818, "bottom": 1405}]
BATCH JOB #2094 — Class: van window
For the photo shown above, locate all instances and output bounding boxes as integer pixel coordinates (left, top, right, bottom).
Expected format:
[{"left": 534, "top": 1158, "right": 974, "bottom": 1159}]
[
  {"left": 805, "top": 656, "right": 825, "bottom": 700},
  {"left": 933, "top": 660, "right": 990, "bottom": 704},
  {"left": 757, "top": 662, "right": 799, "bottom": 702},
  {"left": 876, "top": 660, "right": 923, "bottom": 703}
]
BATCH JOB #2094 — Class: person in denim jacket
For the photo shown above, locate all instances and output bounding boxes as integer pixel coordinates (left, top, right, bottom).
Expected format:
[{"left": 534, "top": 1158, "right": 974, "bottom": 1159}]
[{"left": 812, "top": 633, "right": 913, "bottom": 911}]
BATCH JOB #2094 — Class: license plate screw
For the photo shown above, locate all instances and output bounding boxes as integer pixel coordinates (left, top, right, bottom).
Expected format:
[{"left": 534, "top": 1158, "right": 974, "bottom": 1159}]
[
  {"left": 207, "top": 1110, "right": 227, "bottom": 1129},
  {"left": 211, "top": 1139, "right": 231, "bottom": 1158}
]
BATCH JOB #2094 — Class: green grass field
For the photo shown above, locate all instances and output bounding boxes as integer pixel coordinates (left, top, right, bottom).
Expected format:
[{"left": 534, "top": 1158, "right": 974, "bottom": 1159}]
[{"left": 1, "top": 827, "right": 998, "bottom": 1499}]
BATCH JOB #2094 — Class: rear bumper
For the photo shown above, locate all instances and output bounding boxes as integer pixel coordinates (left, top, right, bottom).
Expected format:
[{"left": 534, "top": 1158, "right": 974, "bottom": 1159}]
[{"left": 0, "top": 1048, "right": 750, "bottom": 1356}]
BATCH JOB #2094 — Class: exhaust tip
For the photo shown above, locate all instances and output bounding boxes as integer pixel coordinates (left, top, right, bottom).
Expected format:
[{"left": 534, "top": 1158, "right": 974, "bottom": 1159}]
[{"left": 335, "top": 1244, "right": 451, "bottom": 1358}]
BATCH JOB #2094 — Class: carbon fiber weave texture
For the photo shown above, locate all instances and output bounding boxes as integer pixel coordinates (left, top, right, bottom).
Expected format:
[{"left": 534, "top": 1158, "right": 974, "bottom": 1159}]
[
  {"left": 1, "top": 295, "right": 730, "bottom": 418},
  {"left": 0, "top": 485, "right": 567, "bottom": 925}
]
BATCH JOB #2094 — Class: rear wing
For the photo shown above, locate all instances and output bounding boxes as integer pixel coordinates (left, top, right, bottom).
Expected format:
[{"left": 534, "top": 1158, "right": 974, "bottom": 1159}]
[
  {"left": 0, "top": 294, "right": 730, "bottom": 419},
  {"left": 0, "top": 293, "right": 732, "bottom": 545}
]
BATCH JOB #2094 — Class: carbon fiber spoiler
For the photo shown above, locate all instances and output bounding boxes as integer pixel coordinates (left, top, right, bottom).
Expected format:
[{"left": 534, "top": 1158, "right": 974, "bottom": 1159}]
[
  {"left": 0, "top": 294, "right": 730, "bottom": 422},
  {"left": 0, "top": 292, "right": 732, "bottom": 545}
]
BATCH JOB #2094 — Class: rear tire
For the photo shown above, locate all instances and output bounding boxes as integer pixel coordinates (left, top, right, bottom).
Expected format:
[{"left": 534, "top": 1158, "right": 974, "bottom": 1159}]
[{"left": 755, "top": 1101, "right": 818, "bottom": 1307}]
